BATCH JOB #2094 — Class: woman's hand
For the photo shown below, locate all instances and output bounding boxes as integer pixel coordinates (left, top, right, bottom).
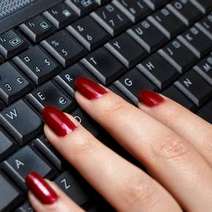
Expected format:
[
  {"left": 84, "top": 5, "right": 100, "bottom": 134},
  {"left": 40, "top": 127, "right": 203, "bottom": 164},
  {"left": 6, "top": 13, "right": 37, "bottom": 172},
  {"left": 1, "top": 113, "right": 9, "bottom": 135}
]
[{"left": 26, "top": 77, "right": 212, "bottom": 212}]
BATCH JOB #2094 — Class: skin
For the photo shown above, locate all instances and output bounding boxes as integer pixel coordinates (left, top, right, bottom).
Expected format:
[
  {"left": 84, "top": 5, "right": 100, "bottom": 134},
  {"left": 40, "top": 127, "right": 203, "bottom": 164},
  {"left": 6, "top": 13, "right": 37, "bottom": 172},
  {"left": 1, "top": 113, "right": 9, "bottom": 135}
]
[{"left": 28, "top": 88, "right": 212, "bottom": 212}]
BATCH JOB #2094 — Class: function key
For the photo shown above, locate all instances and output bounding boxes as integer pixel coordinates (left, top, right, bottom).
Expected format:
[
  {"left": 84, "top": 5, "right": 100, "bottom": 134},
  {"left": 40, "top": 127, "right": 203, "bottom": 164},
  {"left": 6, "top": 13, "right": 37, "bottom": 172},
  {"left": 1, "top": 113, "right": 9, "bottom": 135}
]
[
  {"left": 190, "top": 0, "right": 212, "bottom": 14},
  {"left": 0, "top": 30, "right": 28, "bottom": 59},
  {"left": 143, "top": 0, "right": 170, "bottom": 10},
  {"left": 44, "top": 2, "right": 78, "bottom": 28},
  {"left": 20, "top": 15, "right": 56, "bottom": 43}
]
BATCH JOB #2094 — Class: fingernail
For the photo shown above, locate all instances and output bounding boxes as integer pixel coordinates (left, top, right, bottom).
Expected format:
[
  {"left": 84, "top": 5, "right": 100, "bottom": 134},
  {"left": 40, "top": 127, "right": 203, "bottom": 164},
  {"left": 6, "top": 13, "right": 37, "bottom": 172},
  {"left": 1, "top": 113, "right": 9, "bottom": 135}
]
[
  {"left": 138, "top": 90, "right": 164, "bottom": 107},
  {"left": 26, "top": 172, "right": 58, "bottom": 205},
  {"left": 74, "top": 76, "right": 107, "bottom": 100},
  {"left": 42, "top": 106, "right": 76, "bottom": 137}
]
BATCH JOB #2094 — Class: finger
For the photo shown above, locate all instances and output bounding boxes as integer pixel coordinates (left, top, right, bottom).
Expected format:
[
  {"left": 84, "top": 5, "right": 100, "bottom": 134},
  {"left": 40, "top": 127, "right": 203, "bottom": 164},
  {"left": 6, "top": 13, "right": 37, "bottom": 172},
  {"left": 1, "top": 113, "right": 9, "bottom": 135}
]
[
  {"left": 42, "top": 106, "right": 181, "bottom": 212},
  {"left": 26, "top": 172, "right": 84, "bottom": 212},
  {"left": 74, "top": 76, "right": 212, "bottom": 212},
  {"left": 138, "top": 90, "right": 212, "bottom": 165}
]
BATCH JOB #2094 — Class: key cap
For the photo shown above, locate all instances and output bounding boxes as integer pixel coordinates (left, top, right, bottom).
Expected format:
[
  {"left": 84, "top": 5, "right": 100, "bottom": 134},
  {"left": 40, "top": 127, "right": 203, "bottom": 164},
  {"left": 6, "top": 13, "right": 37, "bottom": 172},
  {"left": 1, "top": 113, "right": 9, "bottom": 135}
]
[
  {"left": 65, "top": 0, "right": 99, "bottom": 16},
  {"left": 0, "top": 100, "right": 42, "bottom": 144},
  {"left": 127, "top": 19, "right": 168, "bottom": 53},
  {"left": 41, "top": 30, "right": 87, "bottom": 67},
  {"left": 114, "top": 68, "right": 157, "bottom": 104},
  {"left": 158, "top": 39, "right": 197, "bottom": 73},
  {"left": 91, "top": 4, "right": 130, "bottom": 36},
  {"left": 137, "top": 53, "right": 179, "bottom": 89},
  {"left": 175, "top": 69, "right": 212, "bottom": 106},
  {"left": 20, "top": 15, "right": 56, "bottom": 43},
  {"left": 0, "top": 30, "right": 28, "bottom": 59},
  {"left": 81, "top": 47, "right": 126, "bottom": 84},
  {"left": 55, "top": 171, "right": 89, "bottom": 206},
  {"left": 67, "top": 16, "right": 110, "bottom": 51},
  {"left": 167, "top": 0, "right": 203, "bottom": 26},
  {"left": 190, "top": 0, "right": 212, "bottom": 14},
  {"left": 198, "top": 100, "right": 212, "bottom": 123},
  {"left": 0, "top": 62, "right": 32, "bottom": 104},
  {"left": 27, "top": 81, "right": 75, "bottom": 112},
  {"left": 113, "top": 0, "right": 152, "bottom": 23},
  {"left": 178, "top": 26, "right": 212, "bottom": 58},
  {"left": 0, "top": 172, "right": 22, "bottom": 211},
  {"left": 44, "top": 2, "right": 78, "bottom": 28},
  {"left": 163, "top": 86, "right": 195, "bottom": 110},
  {"left": 105, "top": 33, "right": 147, "bottom": 68},
  {"left": 143, "top": 0, "right": 170, "bottom": 10},
  {"left": 15, "top": 202, "right": 34, "bottom": 212},
  {"left": 14, "top": 46, "right": 61, "bottom": 85},
  {"left": 148, "top": 7, "right": 186, "bottom": 39},
  {"left": 1, "top": 146, "right": 54, "bottom": 189}
]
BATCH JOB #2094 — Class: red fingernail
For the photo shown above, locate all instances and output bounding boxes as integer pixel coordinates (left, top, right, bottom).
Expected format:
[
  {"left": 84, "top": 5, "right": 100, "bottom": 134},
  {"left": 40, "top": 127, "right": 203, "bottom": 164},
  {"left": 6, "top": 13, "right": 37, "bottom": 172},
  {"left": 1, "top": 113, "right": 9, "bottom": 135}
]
[
  {"left": 42, "top": 106, "right": 76, "bottom": 137},
  {"left": 26, "top": 172, "right": 58, "bottom": 205},
  {"left": 138, "top": 90, "right": 164, "bottom": 107},
  {"left": 74, "top": 76, "right": 107, "bottom": 100}
]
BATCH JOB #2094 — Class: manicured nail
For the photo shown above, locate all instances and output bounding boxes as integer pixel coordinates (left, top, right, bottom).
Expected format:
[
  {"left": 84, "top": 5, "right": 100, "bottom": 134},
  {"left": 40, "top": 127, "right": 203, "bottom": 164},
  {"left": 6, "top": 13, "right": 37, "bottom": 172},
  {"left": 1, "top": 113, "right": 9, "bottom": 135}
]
[
  {"left": 42, "top": 106, "right": 76, "bottom": 137},
  {"left": 74, "top": 76, "right": 107, "bottom": 100},
  {"left": 138, "top": 90, "right": 164, "bottom": 107},
  {"left": 26, "top": 172, "right": 58, "bottom": 205}
]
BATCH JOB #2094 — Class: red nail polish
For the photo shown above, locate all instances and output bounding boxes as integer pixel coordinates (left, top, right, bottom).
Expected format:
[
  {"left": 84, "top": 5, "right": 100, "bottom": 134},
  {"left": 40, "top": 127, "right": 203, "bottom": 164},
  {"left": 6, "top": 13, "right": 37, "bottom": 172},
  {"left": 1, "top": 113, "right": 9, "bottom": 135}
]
[
  {"left": 138, "top": 90, "right": 164, "bottom": 107},
  {"left": 74, "top": 76, "right": 107, "bottom": 100},
  {"left": 42, "top": 106, "right": 76, "bottom": 137},
  {"left": 26, "top": 172, "right": 58, "bottom": 205}
]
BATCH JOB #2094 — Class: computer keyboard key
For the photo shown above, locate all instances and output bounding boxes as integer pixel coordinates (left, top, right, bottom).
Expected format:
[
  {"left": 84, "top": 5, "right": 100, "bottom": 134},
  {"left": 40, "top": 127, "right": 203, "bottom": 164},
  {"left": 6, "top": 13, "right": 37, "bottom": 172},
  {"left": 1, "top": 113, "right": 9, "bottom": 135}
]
[
  {"left": 91, "top": 4, "right": 130, "bottom": 36},
  {"left": 190, "top": 0, "right": 212, "bottom": 13},
  {"left": 198, "top": 101, "right": 212, "bottom": 123},
  {"left": 14, "top": 46, "right": 61, "bottom": 85},
  {"left": 143, "top": 0, "right": 170, "bottom": 10},
  {"left": 81, "top": 48, "right": 126, "bottom": 85},
  {"left": 41, "top": 30, "right": 87, "bottom": 67},
  {"left": 67, "top": 16, "right": 110, "bottom": 51},
  {"left": 44, "top": 3, "right": 78, "bottom": 28},
  {"left": 20, "top": 15, "right": 56, "bottom": 43},
  {"left": 55, "top": 171, "right": 89, "bottom": 206},
  {"left": 0, "top": 172, "right": 22, "bottom": 211},
  {"left": 0, "top": 100, "right": 42, "bottom": 144},
  {"left": 1, "top": 146, "right": 54, "bottom": 189},
  {"left": 15, "top": 201, "right": 34, "bottom": 212},
  {"left": 178, "top": 26, "right": 212, "bottom": 58},
  {"left": 113, "top": 0, "right": 152, "bottom": 23},
  {"left": 0, "top": 30, "right": 29, "bottom": 59},
  {"left": 127, "top": 19, "right": 168, "bottom": 53},
  {"left": 0, "top": 62, "right": 32, "bottom": 104},
  {"left": 105, "top": 33, "right": 147, "bottom": 68},
  {"left": 114, "top": 68, "right": 157, "bottom": 104},
  {"left": 27, "top": 81, "right": 75, "bottom": 112},
  {"left": 137, "top": 53, "right": 179, "bottom": 89},
  {"left": 175, "top": 70, "right": 212, "bottom": 106},
  {"left": 158, "top": 39, "right": 197, "bottom": 73}
]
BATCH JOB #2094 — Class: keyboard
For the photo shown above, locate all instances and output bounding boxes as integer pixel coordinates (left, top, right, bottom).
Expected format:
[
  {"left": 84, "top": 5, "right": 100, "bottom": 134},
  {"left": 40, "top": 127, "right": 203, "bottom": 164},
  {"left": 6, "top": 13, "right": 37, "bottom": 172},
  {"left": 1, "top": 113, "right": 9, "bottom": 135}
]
[{"left": 0, "top": 0, "right": 211, "bottom": 211}]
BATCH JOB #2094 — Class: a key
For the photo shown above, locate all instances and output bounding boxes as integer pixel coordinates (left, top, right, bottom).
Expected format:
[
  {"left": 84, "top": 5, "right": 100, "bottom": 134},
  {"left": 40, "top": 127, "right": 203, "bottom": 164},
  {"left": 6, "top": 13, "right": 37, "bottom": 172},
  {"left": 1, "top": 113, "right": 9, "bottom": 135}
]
[
  {"left": 65, "top": 0, "right": 99, "bottom": 16},
  {"left": 20, "top": 15, "right": 56, "bottom": 43},
  {"left": 55, "top": 171, "right": 89, "bottom": 206},
  {"left": 178, "top": 26, "right": 212, "bottom": 58},
  {"left": 198, "top": 100, "right": 212, "bottom": 123},
  {"left": 41, "top": 30, "right": 87, "bottom": 67},
  {"left": 0, "top": 171, "right": 21, "bottom": 211},
  {"left": 158, "top": 39, "right": 197, "bottom": 73},
  {"left": 114, "top": 68, "right": 157, "bottom": 104},
  {"left": 190, "top": 0, "right": 212, "bottom": 13},
  {"left": 44, "top": 2, "right": 78, "bottom": 28},
  {"left": 0, "top": 100, "right": 42, "bottom": 144},
  {"left": 0, "top": 62, "right": 32, "bottom": 104},
  {"left": 0, "top": 30, "right": 28, "bottom": 59},
  {"left": 137, "top": 52, "right": 179, "bottom": 89},
  {"left": 143, "top": 0, "right": 170, "bottom": 10},
  {"left": 91, "top": 4, "right": 130, "bottom": 36},
  {"left": 27, "top": 81, "right": 75, "bottom": 112},
  {"left": 81, "top": 47, "right": 126, "bottom": 85},
  {"left": 148, "top": 6, "right": 186, "bottom": 39},
  {"left": 175, "top": 69, "right": 212, "bottom": 106},
  {"left": 15, "top": 202, "right": 34, "bottom": 212},
  {"left": 67, "top": 16, "right": 110, "bottom": 51},
  {"left": 1, "top": 146, "right": 54, "bottom": 189},
  {"left": 127, "top": 19, "right": 168, "bottom": 53},
  {"left": 113, "top": 0, "right": 152, "bottom": 23},
  {"left": 14, "top": 46, "right": 61, "bottom": 85},
  {"left": 105, "top": 33, "right": 147, "bottom": 68},
  {"left": 167, "top": 0, "right": 203, "bottom": 26}
]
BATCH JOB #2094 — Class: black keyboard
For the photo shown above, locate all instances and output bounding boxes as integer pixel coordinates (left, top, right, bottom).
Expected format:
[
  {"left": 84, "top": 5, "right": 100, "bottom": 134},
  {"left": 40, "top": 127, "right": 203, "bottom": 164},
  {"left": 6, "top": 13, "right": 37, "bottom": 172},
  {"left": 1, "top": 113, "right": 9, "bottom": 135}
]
[{"left": 0, "top": 0, "right": 211, "bottom": 211}]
